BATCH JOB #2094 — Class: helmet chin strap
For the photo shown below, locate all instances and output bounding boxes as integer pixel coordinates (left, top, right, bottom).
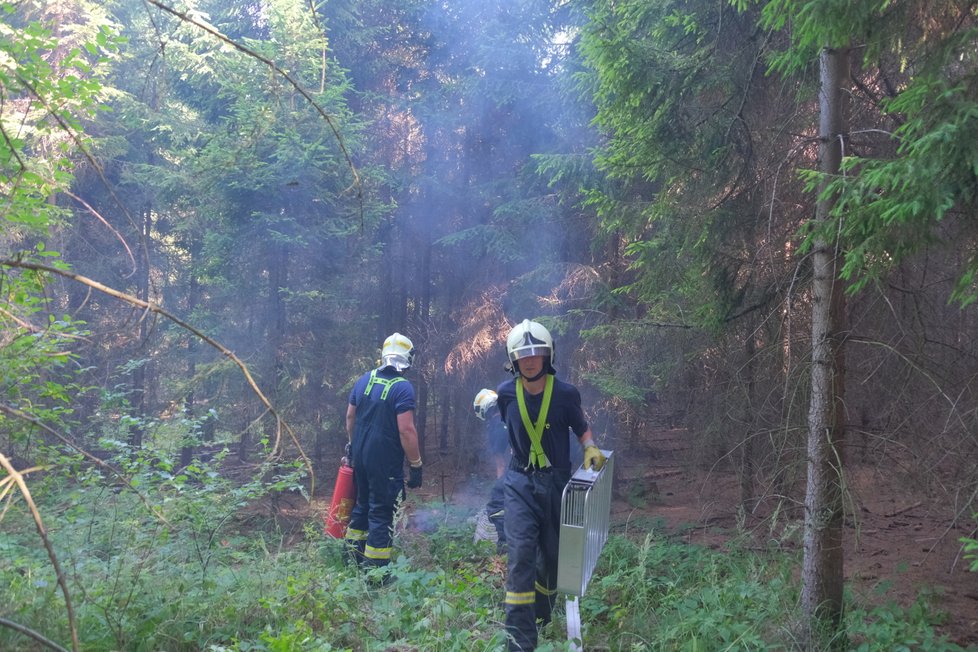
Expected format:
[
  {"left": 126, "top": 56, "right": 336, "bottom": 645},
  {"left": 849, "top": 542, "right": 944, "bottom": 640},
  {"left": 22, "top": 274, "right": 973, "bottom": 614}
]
[{"left": 519, "top": 367, "right": 548, "bottom": 383}]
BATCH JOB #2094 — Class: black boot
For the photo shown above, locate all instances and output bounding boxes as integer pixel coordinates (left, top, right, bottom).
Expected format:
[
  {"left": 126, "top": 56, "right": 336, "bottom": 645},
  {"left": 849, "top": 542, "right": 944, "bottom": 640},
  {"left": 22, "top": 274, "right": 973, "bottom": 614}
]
[
  {"left": 345, "top": 539, "right": 366, "bottom": 568},
  {"left": 364, "top": 561, "right": 395, "bottom": 587}
]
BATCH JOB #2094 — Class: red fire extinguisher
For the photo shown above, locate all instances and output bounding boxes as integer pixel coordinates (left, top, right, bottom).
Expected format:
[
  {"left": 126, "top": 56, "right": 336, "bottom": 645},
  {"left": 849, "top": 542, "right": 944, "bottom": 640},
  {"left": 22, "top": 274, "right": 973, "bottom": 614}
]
[{"left": 324, "top": 462, "right": 356, "bottom": 538}]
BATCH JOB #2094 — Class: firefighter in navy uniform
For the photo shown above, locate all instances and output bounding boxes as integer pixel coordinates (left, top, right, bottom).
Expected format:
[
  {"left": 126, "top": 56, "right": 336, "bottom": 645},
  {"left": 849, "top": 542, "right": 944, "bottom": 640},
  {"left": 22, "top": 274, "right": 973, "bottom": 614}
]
[
  {"left": 344, "top": 332, "right": 423, "bottom": 582},
  {"left": 473, "top": 388, "right": 510, "bottom": 553},
  {"left": 496, "top": 319, "right": 606, "bottom": 651}
]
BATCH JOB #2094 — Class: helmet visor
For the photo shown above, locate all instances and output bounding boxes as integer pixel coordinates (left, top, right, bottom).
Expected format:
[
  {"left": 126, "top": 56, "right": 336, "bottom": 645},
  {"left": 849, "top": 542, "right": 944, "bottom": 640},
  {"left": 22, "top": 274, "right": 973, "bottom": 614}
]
[{"left": 510, "top": 345, "right": 551, "bottom": 361}]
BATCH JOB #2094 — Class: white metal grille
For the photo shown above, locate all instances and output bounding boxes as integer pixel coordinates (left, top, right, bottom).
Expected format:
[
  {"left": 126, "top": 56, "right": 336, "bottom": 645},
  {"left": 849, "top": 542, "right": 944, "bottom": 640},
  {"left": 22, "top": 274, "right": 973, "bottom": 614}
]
[{"left": 557, "top": 450, "right": 614, "bottom": 596}]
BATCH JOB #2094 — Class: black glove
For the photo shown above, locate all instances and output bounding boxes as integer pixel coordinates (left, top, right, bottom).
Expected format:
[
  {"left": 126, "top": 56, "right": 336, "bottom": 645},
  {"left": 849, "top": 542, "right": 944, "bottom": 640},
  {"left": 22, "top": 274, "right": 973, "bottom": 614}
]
[{"left": 407, "top": 465, "right": 423, "bottom": 488}]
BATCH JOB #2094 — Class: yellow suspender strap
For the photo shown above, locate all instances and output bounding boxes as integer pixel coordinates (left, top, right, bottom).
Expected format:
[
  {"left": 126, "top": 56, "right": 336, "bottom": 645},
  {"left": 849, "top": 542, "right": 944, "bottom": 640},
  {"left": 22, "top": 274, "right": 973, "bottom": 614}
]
[
  {"left": 516, "top": 375, "right": 554, "bottom": 469},
  {"left": 364, "top": 369, "right": 406, "bottom": 400}
]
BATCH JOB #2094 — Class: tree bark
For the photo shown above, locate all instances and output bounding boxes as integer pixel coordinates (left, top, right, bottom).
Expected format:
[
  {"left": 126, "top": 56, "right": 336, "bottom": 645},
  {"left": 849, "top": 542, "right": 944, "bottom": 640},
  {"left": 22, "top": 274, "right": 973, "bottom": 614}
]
[
  {"left": 740, "top": 331, "right": 756, "bottom": 512},
  {"left": 128, "top": 204, "right": 153, "bottom": 450},
  {"left": 180, "top": 243, "right": 201, "bottom": 470},
  {"left": 801, "top": 44, "right": 850, "bottom": 649}
]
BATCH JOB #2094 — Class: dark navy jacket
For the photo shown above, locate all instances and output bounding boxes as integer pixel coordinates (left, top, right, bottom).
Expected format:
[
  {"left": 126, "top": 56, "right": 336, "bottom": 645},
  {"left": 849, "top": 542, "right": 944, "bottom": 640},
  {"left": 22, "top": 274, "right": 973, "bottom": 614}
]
[
  {"left": 348, "top": 367, "right": 415, "bottom": 474},
  {"left": 496, "top": 375, "right": 588, "bottom": 472}
]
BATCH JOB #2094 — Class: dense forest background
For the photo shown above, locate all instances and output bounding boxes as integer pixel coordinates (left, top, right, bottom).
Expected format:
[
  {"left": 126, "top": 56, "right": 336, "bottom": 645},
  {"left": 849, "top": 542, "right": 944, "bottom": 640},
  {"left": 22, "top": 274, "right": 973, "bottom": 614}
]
[{"left": 3, "top": 0, "right": 978, "bottom": 650}]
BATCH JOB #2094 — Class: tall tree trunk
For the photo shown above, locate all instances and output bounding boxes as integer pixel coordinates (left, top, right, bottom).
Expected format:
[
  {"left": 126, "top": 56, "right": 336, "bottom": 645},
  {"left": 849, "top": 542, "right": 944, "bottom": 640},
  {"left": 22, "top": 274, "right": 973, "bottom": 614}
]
[
  {"left": 128, "top": 204, "right": 152, "bottom": 449},
  {"left": 258, "top": 238, "right": 289, "bottom": 460},
  {"left": 379, "top": 219, "right": 394, "bottom": 337},
  {"left": 801, "top": 44, "right": 850, "bottom": 649},
  {"left": 416, "top": 226, "right": 433, "bottom": 453},
  {"left": 438, "top": 384, "right": 451, "bottom": 451},
  {"left": 180, "top": 244, "right": 201, "bottom": 470},
  {"left": 740, "top": 331, "right": 756, "bottom": 512},
  {"left": 414, "top": 376, "right": 428, "bottom": 458}
]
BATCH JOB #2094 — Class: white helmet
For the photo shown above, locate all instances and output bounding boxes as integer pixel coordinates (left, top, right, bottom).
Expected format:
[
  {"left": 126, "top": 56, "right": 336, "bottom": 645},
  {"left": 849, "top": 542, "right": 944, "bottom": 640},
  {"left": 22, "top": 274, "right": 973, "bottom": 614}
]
[
  {"left": 473, "top": 388, "right": 498, "bottom": 420},
  {"left": 380, "top": 332, "right": 414, "bottom": 372},
  {"left": 506, "top": 319, "right": 555, "bottom": 372}
]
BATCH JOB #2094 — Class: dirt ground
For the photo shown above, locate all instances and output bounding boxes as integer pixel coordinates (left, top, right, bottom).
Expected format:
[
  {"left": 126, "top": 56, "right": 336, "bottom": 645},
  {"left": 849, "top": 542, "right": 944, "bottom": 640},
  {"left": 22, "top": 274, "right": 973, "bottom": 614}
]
[
  {"left": 297, "top": 427, "right": 978, "bottom": 648},
  {"left": 642, "top": 468, "right": 978, "bottom": 647},
  {"left": 594, "top": 429, "right": 978, "bottom": 648}
]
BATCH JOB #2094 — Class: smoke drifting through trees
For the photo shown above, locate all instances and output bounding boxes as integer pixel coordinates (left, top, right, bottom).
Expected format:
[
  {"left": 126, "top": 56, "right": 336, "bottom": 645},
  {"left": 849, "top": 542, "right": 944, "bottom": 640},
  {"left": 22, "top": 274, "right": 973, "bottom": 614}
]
[{"left": 3, "top": 2, "right": 978, "bottom": 645}]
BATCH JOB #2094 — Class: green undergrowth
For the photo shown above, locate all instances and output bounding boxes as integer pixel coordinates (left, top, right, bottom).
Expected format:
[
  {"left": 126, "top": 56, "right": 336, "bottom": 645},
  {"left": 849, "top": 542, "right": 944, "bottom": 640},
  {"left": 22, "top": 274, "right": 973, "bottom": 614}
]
[{"left": 1, "top": 473, "right": 973, "bottom": 651}]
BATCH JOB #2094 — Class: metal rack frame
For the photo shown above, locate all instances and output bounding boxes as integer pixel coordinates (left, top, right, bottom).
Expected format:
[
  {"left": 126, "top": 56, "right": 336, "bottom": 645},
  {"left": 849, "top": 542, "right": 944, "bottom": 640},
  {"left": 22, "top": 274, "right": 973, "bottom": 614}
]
[{"left": 557, "top": 450, "right": 614, "bottom": 650}]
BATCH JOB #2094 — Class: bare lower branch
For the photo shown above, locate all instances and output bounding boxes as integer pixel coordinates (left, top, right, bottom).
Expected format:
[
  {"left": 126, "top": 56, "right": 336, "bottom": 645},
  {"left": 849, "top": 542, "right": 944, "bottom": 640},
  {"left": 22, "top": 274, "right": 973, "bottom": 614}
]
[
  {"left": 0, "top": 454, "right": 79, "bottom": 652},
  {"left": 0, "top": 402, "right": 172, "bottom": 527},
  {"left": 0, "top": 258, "right": 316, "bottom": 496},
  {"left": 63, "top": 190, "right": 137, "bottom": 273},
  {"left": 0, "top": 616, "right": 69, "bottom": 652}
]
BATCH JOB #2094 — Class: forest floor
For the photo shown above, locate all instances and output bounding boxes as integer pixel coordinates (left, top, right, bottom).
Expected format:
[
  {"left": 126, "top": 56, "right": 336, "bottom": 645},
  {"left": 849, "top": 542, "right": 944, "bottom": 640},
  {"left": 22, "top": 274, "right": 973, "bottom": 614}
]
[
  {"left": 600, "top": 428, "right": 978, "bottom": 648},
  {"left": 285, "top": 427, "right": 978, "bottom": 648}
]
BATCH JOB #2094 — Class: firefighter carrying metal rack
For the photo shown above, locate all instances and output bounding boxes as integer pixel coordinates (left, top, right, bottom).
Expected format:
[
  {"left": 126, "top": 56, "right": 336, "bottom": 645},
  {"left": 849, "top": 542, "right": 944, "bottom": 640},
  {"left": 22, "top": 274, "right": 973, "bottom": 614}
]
[{"left": 496, "top": 319, "right": 606, "bottom": 651}]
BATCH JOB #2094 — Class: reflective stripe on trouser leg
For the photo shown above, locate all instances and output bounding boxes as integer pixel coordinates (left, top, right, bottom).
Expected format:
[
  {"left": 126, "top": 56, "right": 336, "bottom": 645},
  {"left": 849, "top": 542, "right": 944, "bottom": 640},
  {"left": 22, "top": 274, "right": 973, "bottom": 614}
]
[
  {"left": 345, "top": 526, "right": 368, "bottom": 566},
  {"left": 364, "top": 544, "right": 392, "bottom": 564},
  {"left": 364, "top": 473, "right": 404, "bottom": 568},
  {"left": 506, "top": 590, "right": 535, "bottom": 605},
  {"left": 535, "top": 579, "right": 558, "bottom": 625},
  {"left": 345, "top": 527, "right": 368, "bottom": 541},
  {"left": 347, "top": 465, "right": 371, "bottom": 567}
]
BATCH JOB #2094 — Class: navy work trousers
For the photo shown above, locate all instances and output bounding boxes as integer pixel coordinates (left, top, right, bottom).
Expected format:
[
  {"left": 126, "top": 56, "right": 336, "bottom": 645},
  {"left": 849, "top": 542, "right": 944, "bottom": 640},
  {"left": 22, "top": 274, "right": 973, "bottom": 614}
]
[
  {"left": 346, "top": 466, "right": 404, "bottom": 568},
  {"left": 503, "top": 466, "right": 570, "bottom": 651}
]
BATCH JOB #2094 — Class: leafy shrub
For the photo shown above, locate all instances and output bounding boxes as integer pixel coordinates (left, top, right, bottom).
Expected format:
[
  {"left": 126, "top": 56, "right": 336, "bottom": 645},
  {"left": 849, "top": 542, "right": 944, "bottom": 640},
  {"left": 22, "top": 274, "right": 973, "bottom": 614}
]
[
  {"left": 846, "top": 591, "right": 968, "bottom": 652},
  {"left": 961, "top": 513, "right": 978, "bottom": 573},
  {"left": 580, "top": 533, "right": 795, "bottom": 649}
]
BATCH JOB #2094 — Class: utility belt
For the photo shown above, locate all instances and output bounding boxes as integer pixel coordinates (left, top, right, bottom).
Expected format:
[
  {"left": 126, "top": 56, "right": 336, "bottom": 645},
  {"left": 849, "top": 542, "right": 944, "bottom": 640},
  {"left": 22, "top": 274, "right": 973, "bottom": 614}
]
[{"left": 509, "top": 457, "right": 552, "bottom": 475}]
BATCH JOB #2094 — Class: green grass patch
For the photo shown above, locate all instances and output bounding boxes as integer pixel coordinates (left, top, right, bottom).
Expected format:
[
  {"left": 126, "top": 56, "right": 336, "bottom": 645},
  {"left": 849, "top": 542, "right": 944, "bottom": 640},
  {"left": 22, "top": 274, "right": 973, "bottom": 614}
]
[{"left": 1, "top": 470, "right": 973, "bottom": 651}]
